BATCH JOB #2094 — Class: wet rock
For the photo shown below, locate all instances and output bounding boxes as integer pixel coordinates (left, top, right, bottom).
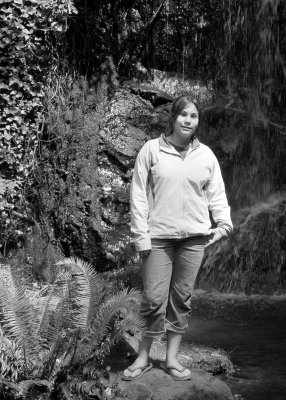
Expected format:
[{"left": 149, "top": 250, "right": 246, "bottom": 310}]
[
  {"left": 105, "top": 88, "right": 157, "bottom": 133},
  {"left": 99, "top": 123, "right": 146, "bottom": 159},
  {"left": 196, "top": 197, "right": 286, "bottom": 294},
  {"left": 95, "top": 89, "right": 163, "bottom": 269},
  {"left": 33, "top": 80, "right": 170, "bottom": 273},
  {"left": 119, "top": 368, "right": 234, "bottom": 400},
  {"left": 150, "top": 69, "right": 213, "bottom": 106},
  {"left": 107, "top": 335, "right": 234, "bottom": 400},
  {"left": 126, "top": 81, "right": 174, "bottom": 106},
  {"left": 123, "top": 334, "right": 234, "bottom": 375}
]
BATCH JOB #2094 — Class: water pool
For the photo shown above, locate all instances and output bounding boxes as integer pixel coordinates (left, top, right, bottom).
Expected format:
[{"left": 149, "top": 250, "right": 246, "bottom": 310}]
[{"left": 186, "top": 293, "right": 286, "bottom": 400}]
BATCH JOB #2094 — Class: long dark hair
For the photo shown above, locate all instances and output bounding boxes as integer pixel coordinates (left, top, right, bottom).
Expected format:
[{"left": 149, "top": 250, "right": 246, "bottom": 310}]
[{"left": 167, "top": 95, "right": 200, "bottom": 136}]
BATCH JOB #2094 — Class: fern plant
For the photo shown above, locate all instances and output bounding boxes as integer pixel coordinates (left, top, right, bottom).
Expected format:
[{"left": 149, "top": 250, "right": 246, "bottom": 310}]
[{"left": 0, "top": 258, "right": 145, "bottom": 397}]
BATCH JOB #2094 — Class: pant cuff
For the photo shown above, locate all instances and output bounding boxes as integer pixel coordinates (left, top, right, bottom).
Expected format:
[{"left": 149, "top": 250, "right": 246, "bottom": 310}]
[
  {"left": 144, "top": 329, "right": 166, "bottom": 338},
  {"left": 165, "top": 319, "right": 188, "bottom": 334}
]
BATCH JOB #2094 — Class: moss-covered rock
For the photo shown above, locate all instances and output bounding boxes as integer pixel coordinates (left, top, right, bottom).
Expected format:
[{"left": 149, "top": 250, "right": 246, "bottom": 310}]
[{"left": 196, "top": 197, "right": 286, "bottom": 294}]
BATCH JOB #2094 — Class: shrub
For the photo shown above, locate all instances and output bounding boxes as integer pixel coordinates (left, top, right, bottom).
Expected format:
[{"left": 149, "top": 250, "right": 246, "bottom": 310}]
[{"left": 0, "top": 257, "right": 145, "bottom": 398}]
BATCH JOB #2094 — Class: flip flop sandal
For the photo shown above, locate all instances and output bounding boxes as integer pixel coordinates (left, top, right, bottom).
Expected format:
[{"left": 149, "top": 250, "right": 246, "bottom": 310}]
[
  {"left": 159, "top": 361, "right": 192, "bottom": 381},
  {"left": 122, "top": 363, "right": 153, "bottom": 381}
]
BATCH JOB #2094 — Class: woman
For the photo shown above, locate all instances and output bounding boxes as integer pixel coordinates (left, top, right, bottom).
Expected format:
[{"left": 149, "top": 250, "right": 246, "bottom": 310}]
[{"left": 123, "top": 95, "right": 232, "bottom": 381}]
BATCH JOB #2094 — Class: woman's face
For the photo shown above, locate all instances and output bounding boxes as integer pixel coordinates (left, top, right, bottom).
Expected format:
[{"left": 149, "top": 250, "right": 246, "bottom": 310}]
[{"left": 172, "top": 103, "right": 199, "bottom": 142}]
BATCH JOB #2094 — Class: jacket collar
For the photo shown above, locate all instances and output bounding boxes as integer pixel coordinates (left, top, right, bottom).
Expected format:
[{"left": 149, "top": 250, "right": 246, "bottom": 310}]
[{"left": 159, "top": 134, "right": 200, "bottom": 154}]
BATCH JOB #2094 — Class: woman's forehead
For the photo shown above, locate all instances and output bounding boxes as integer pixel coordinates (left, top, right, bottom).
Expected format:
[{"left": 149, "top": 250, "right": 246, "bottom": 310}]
[{"left": 181, "top": 103, "right": 199, "bottom": 113}]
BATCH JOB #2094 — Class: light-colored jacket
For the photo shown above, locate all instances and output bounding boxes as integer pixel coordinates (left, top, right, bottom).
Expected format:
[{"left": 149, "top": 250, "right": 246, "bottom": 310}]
[{"left": 130, "top": 134, "right": 233, "bottom": 251}]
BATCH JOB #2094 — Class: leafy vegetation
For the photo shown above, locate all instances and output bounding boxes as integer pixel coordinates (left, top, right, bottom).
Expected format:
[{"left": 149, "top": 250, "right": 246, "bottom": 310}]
[
  {"left": 67, "top": 0, "right": 225, "bottom": 79},
  {"left": 0, "top": 257, "right": 144, "bottom": 399},
  {"left": 0, "top": 0, "right": 77, "bottom": 251}
]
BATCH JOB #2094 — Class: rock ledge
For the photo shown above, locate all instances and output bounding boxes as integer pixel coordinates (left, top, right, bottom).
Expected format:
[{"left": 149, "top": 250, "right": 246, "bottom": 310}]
[{"left": 108, "top": 337, "right": 234, "bottom": 400}]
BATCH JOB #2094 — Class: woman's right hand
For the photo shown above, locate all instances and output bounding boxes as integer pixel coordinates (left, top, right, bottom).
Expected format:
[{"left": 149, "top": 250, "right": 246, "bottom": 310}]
[{"left": 139, "top": 250, "right": 151, "bottom": 258}]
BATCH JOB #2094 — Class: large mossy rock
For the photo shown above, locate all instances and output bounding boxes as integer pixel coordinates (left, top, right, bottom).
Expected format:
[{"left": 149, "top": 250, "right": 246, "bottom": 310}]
[
  {"left": 195, "top": 198, "right": 286, "bottom": 294},
  {"left": 30, "top": 78, "right": 174, "bottom": 274},
  {"left": 122, "top": 334, "right": 234, "bottom": 375},
  {"left": 95, "top": 88, "right": 168, "bottom": 270}
]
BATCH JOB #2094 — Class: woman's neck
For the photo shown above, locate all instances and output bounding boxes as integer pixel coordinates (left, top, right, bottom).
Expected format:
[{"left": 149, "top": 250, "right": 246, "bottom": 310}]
[{"left": 167, "top": 134, "right": 193, "bottom": 148}]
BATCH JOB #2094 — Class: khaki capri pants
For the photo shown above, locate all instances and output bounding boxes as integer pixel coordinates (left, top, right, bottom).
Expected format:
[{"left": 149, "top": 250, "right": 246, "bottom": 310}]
[{"left": 141, "top": 236, "right": 206, "bottom": 338}]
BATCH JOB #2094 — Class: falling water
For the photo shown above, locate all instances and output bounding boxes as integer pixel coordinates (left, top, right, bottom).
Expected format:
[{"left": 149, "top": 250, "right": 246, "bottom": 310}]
[{"left": 194, "top": 0, "right": 286, "bottom": 295}]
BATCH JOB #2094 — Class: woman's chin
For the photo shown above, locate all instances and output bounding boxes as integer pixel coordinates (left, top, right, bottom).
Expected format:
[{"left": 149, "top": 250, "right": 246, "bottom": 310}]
[{"left": 180, "top": 131, "right": 193, "bottom": 138}]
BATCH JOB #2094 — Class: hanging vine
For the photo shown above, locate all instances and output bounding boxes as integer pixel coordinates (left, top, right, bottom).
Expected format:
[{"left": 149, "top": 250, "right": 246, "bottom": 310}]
[{"left": 0, "top": 0, "right": 77, "bottom": 249}]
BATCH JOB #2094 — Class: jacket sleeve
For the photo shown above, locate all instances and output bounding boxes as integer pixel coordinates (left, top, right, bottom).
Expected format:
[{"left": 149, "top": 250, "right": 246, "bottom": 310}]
[
  {"left": 130, "top": 142, "right": 152, "bottom": 251},
  {"left": 206, "top": 154, "right": 233, "bottom": 235}
]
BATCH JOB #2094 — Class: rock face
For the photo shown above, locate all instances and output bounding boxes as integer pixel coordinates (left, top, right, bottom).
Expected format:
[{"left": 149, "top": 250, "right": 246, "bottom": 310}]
[
  {"left": 195, "top": 197, "right": 286, "bottom": 294},
  {"left": 96, "top": 88, "right": 168, "bottom": 271},
  {"left": 33, "top": 83, "right": 169, "bottom": 273}
]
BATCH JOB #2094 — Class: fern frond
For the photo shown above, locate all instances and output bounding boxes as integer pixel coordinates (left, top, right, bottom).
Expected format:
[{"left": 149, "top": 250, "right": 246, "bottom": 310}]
[
  {"left": 99, "top": 288, "right": 142, "bottom": 316},
  {"left": 34, "top": 289, "right": 57, "bottom": 343},
  {"left": 92, "top": 288, "right": 142, "bottom": 344},
  {"left": 34, "top": 283, "right": 68, "bottom": 350},
  {"left": 55, "top": 258, "right": 106, "bottom": 329},
  {"left": 115, "top": 313, "right": 146, "bottom": 335},
  {"left": 0, "top": 326, "right": 24, "bottom": 381},
  {"left": 34, "top": 282, "right": 75, "bottom": 379},
  {"left": 0, "top": 268, "right": 36, "bottom": 359},
  {"left": 38, "top": 331, "right": 67, "bottom": 380}
]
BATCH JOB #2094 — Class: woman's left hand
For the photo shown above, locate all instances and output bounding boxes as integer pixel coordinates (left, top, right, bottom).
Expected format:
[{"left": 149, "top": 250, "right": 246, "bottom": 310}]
[{"left": 205, "top": 228, "right": 223, "bottom": 248}]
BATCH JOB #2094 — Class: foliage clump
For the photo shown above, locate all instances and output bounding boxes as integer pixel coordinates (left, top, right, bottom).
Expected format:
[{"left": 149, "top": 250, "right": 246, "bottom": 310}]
[
  {"left": 0, "top": 0, "right": 77, "bottom": 251},
  {"left": 32, "top": 72, "right": 111, "bottom": 265},
  {"left": 0, "top": 257, "right": 144, "bottom": 399},
  {"left": 68, "top": 0, "right": 225, "bottom": 80}
]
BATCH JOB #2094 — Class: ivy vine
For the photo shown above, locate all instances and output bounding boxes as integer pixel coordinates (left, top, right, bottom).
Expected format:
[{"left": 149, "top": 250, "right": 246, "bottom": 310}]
[{"left": 0, "top": 0, "right": 77, "bottom": 249}]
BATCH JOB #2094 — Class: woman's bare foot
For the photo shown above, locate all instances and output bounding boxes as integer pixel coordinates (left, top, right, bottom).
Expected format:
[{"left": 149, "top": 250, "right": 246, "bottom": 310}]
[
  {"left": 123, "top": 336, "right": 154, "bottom": 379},
  {"left": 123, "top": 356, "right": 151, "bottom": 378},
  {"left": 165, "top": 357, "right": 191, "bottom": 379}
]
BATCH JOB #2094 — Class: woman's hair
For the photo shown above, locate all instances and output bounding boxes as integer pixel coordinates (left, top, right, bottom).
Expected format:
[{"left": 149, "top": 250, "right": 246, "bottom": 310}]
[{"left": 167, "top": 95, "right": 200, "bottom": 136}]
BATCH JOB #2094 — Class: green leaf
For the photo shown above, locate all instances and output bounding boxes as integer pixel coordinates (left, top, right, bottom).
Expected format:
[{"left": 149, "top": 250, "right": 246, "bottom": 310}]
[
  {"left": 5, "top": 108, "right": 18, "bottom": 115},
  {"left": 0, "top": 83, "right": 8, "bottom": 90},
  {"left": 1, "top": 7, "right": 13, "bottom": 14}
]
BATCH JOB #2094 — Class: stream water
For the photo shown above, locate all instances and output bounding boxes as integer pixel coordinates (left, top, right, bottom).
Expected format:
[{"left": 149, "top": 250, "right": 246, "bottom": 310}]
[{"left": 186, "top": 293, "right": 286, "bottom": 400}]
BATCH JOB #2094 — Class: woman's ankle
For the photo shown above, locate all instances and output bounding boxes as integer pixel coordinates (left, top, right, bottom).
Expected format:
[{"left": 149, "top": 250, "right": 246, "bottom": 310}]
[
  {"left": 165, "top": 357, "right": 183, "bottom": 368},
  {"left": 138, "top": 336, "right": 153, "bottom": 358},
  {"left": 130, "top": 354, "right": 149, "bottom": 368}
]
